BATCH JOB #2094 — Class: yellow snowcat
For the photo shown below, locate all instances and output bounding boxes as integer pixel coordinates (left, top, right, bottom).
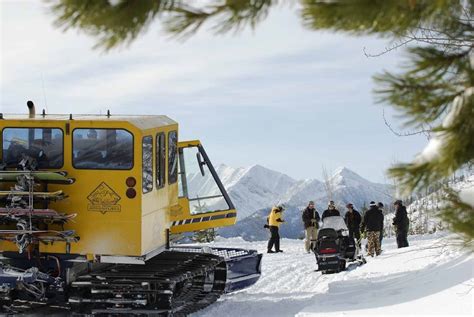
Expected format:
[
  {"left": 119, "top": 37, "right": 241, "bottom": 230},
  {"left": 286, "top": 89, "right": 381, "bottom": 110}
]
[{"left": 0, "top": 101, "right": 262, "bottom": 315}]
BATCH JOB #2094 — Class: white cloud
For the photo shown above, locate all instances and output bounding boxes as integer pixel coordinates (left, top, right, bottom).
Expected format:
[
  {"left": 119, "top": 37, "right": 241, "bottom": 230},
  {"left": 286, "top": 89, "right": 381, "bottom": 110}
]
[
  {"left": 0, "top": 1, "right": 426, "bottom": 183},
  {"left": 1, "top": 1, "right": 396, "bottom": 113}
]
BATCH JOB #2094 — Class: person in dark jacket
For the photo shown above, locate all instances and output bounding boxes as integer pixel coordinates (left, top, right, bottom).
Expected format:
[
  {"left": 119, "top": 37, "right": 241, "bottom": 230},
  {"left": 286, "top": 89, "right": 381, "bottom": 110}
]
[
  {"left": 360, "top": 201, "right": 384, "bottom": 256},
  {"left": 266, "top": 205, "right": 285, "bottom": 253},
  {"left": 393, "top": 200, "right": 409, "bottom": 248},
  {"left": 377, "top": 202, "right": 385, "bottom": 247},
  {"left": 302, "top": 201, "right": 320, "bottom": 253},
  {"left": 322, "top": 201, "right": 340, "bottom": 220},
  {"left": 344, "top": 203, "right": 361, "bottom": 242}
]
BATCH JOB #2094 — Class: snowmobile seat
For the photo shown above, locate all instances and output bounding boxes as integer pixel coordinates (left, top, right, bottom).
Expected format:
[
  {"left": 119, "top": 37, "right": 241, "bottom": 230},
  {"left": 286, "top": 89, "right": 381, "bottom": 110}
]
[{"left": 317, "top": 228, "right": 338, "bottom": 240}]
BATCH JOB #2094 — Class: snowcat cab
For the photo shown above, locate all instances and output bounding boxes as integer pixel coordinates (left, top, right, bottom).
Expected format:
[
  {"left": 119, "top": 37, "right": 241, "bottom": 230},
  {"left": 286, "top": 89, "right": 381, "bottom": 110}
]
[
  {"left": 314, "top": 216, "right": 365, "bottom": 273},
  {"left": 0, "top": 101, "right": 262, "bottom": 315}
]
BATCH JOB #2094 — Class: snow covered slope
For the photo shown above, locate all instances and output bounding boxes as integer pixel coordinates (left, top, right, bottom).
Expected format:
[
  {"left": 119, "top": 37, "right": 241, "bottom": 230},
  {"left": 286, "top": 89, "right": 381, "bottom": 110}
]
[
  {"left": 192, "top": 233, "right": 473, "bottom": 317},
  {"left": 283, "top": 167, "right": 393, "bottom": 211},
  {"left": 383, "top": 173, "right": 474, "bottom": 235},
  {"left": 188, "top": 164, "right": 296, "bottom": 220},
  {"left": 223, "top": 164, "right": 297, "bottom": 220}
]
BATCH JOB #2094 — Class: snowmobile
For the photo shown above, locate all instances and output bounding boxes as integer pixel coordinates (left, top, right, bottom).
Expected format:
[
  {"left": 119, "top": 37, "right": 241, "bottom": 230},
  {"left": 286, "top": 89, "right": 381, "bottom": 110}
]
[{"left": 313, "top": 216, "right": 365, "bottom": 274}]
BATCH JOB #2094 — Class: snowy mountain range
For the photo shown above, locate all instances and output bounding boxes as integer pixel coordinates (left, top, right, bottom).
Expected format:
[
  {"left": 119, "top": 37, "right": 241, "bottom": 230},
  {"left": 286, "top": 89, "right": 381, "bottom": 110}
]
[
  {"left": 188, "top": 164, "right": 394, "bottom": 240},
  {"left": 209, "top": 164, "right": 393, "bottom": 219}
]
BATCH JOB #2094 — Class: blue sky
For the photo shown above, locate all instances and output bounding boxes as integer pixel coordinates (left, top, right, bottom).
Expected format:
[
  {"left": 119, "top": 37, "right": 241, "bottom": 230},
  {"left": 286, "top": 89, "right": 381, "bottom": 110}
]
[{"left": 0, "top": 1, "right": 428, "bottom": 183}]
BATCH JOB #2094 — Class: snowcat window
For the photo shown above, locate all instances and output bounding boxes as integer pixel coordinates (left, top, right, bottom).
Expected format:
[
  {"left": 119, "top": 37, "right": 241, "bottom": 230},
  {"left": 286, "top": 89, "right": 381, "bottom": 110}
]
[
  {"left": 168, "top": 131, "right": 178, "bottom": 184},
  {"left": 156, "top": 132, "right": 165, "bottom": 188},
  {"left": 142, "top": 135, "right": 153, "bottom": 193},
  {"left": 72, "top": 128, "right": 133, "bottom": 170},
  {"left": 179, "top": 146, "right": 231, "bottom": 214},
  {"left": 2, "top": 127, "right": 63, "bottom": 169}
]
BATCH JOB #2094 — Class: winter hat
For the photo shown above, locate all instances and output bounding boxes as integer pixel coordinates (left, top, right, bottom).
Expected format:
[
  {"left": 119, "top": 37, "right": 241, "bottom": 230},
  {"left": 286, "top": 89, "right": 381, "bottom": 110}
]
[
  {"left": 277, "top": 204, "right": 286, "bottom": 211},
  {"left": 308, "top": 201, "right": 315, "bottom": 206},
  {"left": 394, "top": 200, "right": 402, "bottom": 206},
  {"left": 328, "top": 200, "right": 335, "bottom": 207},
  {"left": 378, "top": 202, "right": 384, "bottom": 208},
  {"left": 369, "top": 201, "right": 376, "bottom": 207},
  {"left": 346, "top": 203, "right": 353, "bottom": 209}
]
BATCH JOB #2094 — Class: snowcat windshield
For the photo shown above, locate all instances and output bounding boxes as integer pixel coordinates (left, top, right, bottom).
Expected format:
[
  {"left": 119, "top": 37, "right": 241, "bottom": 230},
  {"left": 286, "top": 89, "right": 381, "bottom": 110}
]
[{"left": 322, "top": 216, "right": 348, "bottom": 231}]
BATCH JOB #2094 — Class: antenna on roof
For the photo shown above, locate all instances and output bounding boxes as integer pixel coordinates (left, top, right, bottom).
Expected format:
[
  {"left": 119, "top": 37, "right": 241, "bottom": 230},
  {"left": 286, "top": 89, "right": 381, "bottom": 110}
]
[{"left": 41, "top": 72, "right": 48, "bottom": 113}]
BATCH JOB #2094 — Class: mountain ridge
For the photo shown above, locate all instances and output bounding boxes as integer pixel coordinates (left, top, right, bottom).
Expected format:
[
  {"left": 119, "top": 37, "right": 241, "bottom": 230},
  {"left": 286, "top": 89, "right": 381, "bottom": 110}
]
[{"left": 189, "top": 163, "right": 394, "bottom": 221}]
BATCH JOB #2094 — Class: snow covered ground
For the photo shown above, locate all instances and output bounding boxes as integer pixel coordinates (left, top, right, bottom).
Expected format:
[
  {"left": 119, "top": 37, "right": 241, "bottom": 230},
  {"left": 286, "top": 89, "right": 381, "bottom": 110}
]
[{"left": 193, "top": 233, "right": 473, "bottom": 317}]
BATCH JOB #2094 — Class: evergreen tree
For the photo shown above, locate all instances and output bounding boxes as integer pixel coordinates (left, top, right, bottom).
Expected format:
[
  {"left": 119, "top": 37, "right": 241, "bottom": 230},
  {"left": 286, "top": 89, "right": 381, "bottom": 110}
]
[
  {"left": 47, "top": 0, "right": 474, "bottom": 241},
  {"left": 191, "top": 201, "right": 217, "bottom": 243},
  {"left": 192, "top": 228, "right": 217, "bottom": 243}
]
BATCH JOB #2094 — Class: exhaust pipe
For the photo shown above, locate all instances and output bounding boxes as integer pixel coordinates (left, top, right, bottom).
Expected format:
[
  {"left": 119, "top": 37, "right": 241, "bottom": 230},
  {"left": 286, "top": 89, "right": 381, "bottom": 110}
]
[
  {"left": 27, "top": 101, "right": 36, "bottom": 148},
  {"left": 27, "top": 100, "right": 35, "bottom": 118}
]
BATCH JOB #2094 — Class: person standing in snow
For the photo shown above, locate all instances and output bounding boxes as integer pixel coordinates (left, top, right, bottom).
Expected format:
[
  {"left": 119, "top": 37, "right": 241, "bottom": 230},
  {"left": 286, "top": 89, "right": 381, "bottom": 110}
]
[
  {"left": 322, "top": 201, "right": 340, "bottom": 220},
  {"left": 360, "top": 201, "right": 383, "bottom": 257},
  {"left": 302, "top": 201, "right": 320, "bottom": 253},
  {"left": 344, "top": 203, "right": 361, "bottom": 243},
  {"left": 267, "top": 205, "right": 285, "bottom": 253},
  {"left": 377, "top": 202, "right": 385, "bottom": 247},
  {"left": 393, "top": 200, "right": 410, "bottom": 248}
]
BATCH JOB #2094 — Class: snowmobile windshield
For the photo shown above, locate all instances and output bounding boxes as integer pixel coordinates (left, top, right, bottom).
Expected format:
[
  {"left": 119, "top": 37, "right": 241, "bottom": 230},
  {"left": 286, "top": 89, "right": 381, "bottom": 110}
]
[{"left": 322, "top": 216, "right": 348, "bottom": 232}]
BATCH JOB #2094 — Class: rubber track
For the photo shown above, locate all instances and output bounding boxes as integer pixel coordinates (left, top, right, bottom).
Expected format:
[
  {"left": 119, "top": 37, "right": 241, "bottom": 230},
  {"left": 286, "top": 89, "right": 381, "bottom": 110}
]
[{"left": 68, "top": 250, "right": 227, "bottom": 316}]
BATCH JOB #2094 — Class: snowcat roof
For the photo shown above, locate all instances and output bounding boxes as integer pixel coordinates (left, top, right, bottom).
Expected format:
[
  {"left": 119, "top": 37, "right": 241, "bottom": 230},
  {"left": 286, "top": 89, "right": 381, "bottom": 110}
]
[{"left": 1, "top": 114, "right": 177, "bottom": 131}]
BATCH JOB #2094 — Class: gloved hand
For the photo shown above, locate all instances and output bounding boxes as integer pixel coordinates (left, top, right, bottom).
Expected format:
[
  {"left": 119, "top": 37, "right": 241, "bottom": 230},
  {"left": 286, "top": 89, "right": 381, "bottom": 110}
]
[{"left": 263, "top": 224, "right": 269, "bottom": 229}]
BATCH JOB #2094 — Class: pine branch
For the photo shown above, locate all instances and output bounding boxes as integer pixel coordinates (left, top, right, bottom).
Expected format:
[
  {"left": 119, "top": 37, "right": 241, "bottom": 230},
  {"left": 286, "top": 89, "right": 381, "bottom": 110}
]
[
  {"left": 382, "top": 108, "right": 432, "bottom": 139},
  {"left": 363, "top": 38, "right": 415, "bottom": 58}
]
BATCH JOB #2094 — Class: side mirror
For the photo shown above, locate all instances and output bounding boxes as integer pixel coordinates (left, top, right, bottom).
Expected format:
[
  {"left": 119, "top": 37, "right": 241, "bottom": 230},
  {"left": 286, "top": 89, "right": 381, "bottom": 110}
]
[{"left": 196, "top": 152, "right": 206, "bottom": 176}]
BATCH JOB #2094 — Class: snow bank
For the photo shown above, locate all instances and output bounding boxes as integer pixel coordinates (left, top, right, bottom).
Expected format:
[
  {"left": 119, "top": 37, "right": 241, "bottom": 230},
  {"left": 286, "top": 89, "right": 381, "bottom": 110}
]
[
  {"left": 458, "top": 175, "right": 474, "bottom": 208},
  {"left": 459, "top": 186, "right": 474, "bottom": 208},
  {"left": 193, "top": 233, "right": 473, "bottom": 317}
]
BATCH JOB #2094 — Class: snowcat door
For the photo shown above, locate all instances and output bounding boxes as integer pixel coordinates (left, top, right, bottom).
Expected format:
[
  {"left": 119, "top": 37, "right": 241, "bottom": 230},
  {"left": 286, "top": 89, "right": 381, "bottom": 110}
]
[{"left": 170, "top": 140, "right": 237, "bottom": 234}]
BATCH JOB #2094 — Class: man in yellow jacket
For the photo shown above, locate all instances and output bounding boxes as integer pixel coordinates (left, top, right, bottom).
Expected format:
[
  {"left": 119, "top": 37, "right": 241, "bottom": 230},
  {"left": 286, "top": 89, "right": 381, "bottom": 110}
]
[{"left": 267, "top": 205, "right": 285, "bottom": 253}]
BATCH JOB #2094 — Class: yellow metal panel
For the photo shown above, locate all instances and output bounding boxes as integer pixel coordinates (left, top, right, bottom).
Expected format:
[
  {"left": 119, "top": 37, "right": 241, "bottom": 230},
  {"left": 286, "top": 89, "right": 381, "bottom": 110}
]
[
  {"left": 170, "top": 217, "right": 236, "bottom": 233},
  {"left": 0, "top": 119, "right": 144, "bottom": 256},
  {"left": 141, "top": 209, "right": 167, "bottom": 254},
  {"left": 0, "top": 241, "right": 18, "bottom": 252},
  {"left": 177, "top": 140, "right": 201, "bottom": 147},
  {"left": 42, "top": 120, "right": 143, "bottom": 256},
  {"left": 170, "top": 197, "right": 237, "bottom": 234}
]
